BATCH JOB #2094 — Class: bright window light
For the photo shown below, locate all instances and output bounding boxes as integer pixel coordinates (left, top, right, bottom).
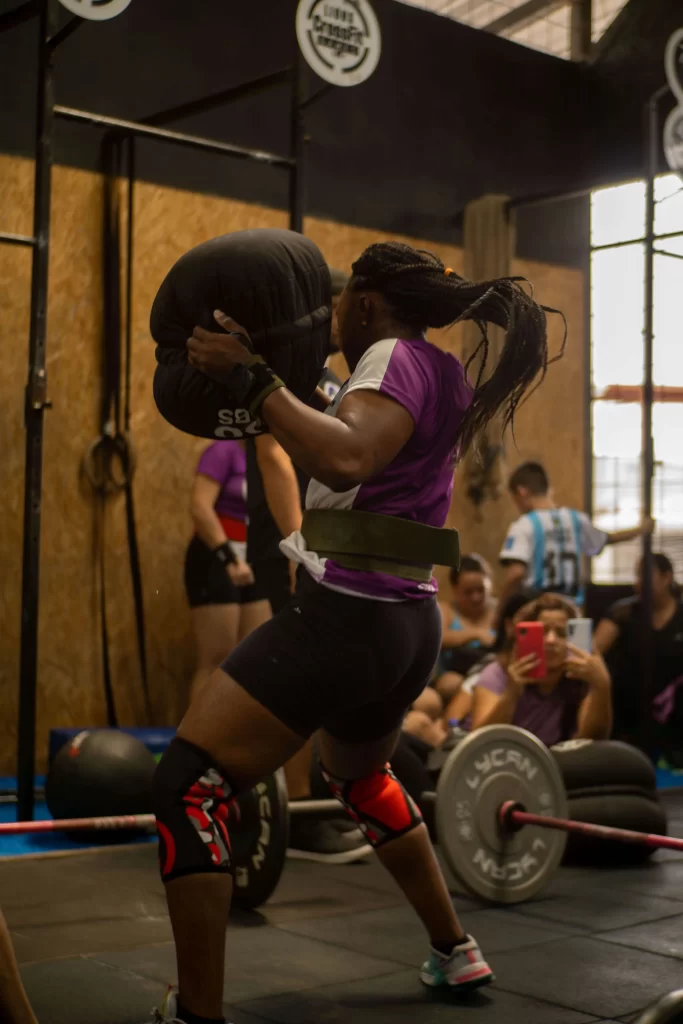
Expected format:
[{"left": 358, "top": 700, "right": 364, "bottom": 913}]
[{"left": 591, "top": 174, "right": 683, "bottom": 582}]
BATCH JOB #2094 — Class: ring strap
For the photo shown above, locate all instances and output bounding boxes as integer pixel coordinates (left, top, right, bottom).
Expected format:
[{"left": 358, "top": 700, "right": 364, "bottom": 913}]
[{"left": 300, "top": 509, "right": 460, "bottom": 583}]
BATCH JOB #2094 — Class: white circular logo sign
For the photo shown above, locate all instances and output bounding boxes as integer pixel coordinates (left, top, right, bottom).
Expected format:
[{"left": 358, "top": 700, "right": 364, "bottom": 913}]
[
  {"left": 58, "top": 0, "right": 132, "bottom": 20},
  {"left": 296, "top": 0, "right": 381, "bottom": 88},
  {"left": 665, "top": 27, "right": 683, "bottom": 103},
  {"left": 664, "top": 105, "right": 683, "bottom": 181}
]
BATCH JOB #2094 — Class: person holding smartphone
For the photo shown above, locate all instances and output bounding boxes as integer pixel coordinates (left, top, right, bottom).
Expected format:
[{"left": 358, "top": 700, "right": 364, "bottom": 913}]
[{"left": 470, "top": 593, "right": 612, "bottom": 746}]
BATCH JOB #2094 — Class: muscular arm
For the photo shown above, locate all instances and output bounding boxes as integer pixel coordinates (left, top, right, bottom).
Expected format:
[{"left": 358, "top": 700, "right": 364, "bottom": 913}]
[
  {"left": 470, "top": 680, "right": 521, "bottom": 730},
  {"left": 260, "top": 387, "right": 415, "bottom": 492},
  {"left": 606, "top": 526, "right": 641, "bottom": 545},
  {"left": 497, "top": 562, "right": 527, "bottom": 609},
  {"left": 439, "top": 604, "right": 489, "bottom": 649},
  {"left": 186, "top": 317, "right": 415, "bottom": 490},
  {"left": 255, "top": 434, "right": 303, "bottom": 538},
  {"left": 593, "top": 619, "right": 619, "bottom": 656},
  {"left": 605, "top": 516, "right": 653, "bottom": 546},
  {"left": 575, "top": 680, "right": 612, "bottom": 740},
  {"left": 571, "top": 650, "right": 613, "bottom": 740},
  {"left": 190, "top": 474, "right": 228, "bottom": 550}
]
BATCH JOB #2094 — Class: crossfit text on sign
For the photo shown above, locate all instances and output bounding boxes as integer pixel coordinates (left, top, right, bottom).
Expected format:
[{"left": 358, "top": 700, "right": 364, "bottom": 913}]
[{"left": 296, "top": 0, "right": 382, "bottom": 88}]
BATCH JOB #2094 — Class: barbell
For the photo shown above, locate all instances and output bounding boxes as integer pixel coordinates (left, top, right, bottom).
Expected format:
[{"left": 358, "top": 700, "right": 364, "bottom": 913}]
[{"left": 1, "top": 725, "right": 679, "bottom": 910}]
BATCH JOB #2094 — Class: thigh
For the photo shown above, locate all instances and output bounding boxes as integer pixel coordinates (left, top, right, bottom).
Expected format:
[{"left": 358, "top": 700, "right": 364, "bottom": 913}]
[
  {"left": 412, "top": 685, "right": 443, "bottom": 720},
  {"left": 191, "top": 605, "right": 239, "bottom": 667},
  {"left": 434, "top": 671, "right": 464, "bottom": 704},
  {"left": 324, "top": 596, "right": 443, "bottom": 743},
  {"left": 318, "top": 727, "right": 401, "bottom": 780},
  {"left": 238, "top": 599, "right": 271, "bottom": 641},
  {"left": 178, "top": 669, "right": 304, "bottom": 787},
  {"left": 252, "top": 558, "right": 292, "bottom": 616},
  {"left": 222, "top": 589, "right": 336, "bottom": 738},
  {"left": 402, "top": 710, "right": 448, "bottom": 748},
  {"left": 185, "top": 536, "right": 239, "bottom": 608}
]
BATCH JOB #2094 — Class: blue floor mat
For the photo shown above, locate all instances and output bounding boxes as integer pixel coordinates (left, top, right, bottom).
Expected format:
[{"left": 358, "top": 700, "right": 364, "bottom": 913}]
[
  {"left": 0, "top": 777, "right": 156, "bottom": 858},
  {"left": 656, "top": 765, "right": 683, "bottom": 790}
]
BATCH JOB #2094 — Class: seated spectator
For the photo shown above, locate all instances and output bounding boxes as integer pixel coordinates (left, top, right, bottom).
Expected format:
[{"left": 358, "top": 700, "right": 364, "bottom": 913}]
[
  {"left": 470, "top": 593, "right": 612, "bottom": 746},
  {"left": 402, "top": 591, "right": 535, "bottom": 750},
  {"left": 442, "top": 588, "right": 539, "bottom": 727},
  {"left": 594, "top": 553, "right": 683, "bottom": 759},
  {"left": 434, "top": 555, "right": 496, "bottom": 704},
  {"left": 402, "top": 706, "right": 449, "bottom": 750}
]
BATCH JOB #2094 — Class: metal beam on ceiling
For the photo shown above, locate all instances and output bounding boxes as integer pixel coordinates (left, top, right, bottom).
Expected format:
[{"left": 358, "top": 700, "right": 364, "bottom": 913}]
[
  {"left": 481, "top": 0, "right": 568, "bottom": 35},
  {"left": 570, "top": 0, "right": 592, "bottom": 60}
]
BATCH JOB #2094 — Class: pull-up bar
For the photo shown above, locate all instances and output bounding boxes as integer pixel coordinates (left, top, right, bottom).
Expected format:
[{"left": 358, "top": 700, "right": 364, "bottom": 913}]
[{"left": 0, "top": 0, "right": 315, "bottom": 823}]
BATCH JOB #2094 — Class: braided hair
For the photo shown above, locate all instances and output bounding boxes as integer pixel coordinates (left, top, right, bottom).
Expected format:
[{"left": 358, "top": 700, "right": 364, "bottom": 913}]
[{"left": 350, "top": 241, "right": 565, "bottom": 456}]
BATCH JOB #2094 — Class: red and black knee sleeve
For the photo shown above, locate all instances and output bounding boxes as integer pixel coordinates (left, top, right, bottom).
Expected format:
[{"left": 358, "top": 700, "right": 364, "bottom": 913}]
[
  {"left": 320, "top": 762, "right": 423, "bottom": 848},
  {"left": 153, "top": 737, "right": 235, "bottom": 883}
]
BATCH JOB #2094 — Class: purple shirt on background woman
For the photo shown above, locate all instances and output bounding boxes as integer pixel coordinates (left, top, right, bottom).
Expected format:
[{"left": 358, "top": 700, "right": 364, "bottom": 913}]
[
  {"left": 196, "top": 441, "right": 247, "bottom": 523},
  {"left": 475, "top": 661, "right": 586, "bottom": 748}
]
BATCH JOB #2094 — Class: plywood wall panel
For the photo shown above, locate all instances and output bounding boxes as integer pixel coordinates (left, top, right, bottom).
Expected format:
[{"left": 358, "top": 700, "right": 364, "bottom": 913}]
[{"left": 0, "top": 153, "right": 584, "bottom": 773}]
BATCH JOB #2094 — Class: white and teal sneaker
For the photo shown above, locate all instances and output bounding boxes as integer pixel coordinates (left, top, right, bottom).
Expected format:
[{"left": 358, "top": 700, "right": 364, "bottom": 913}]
[
  {"left": 148, "top": 986, "right": 183, "bottom": 1023},
  {"left": 147, "top": 986, "right": 232, "bottom": 1024},
  {"left": 420, "top": 935, "right": 494, "bottom": 991}
]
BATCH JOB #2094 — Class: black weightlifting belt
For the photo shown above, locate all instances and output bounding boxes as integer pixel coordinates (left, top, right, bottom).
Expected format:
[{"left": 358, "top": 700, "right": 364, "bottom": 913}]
[{"left": 300, "top": 508, "right": 460, "bottom": 584}]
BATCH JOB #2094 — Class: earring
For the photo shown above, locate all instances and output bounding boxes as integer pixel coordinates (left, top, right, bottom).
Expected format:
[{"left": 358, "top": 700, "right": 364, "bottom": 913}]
[{"left": 361, "top": 318, "right": 368, "bottom": 327}]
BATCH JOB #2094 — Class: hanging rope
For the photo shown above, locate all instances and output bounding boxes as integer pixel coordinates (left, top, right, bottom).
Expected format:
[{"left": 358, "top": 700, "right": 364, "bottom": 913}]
[{"left": 81, "top": 131, "right": 151, "bottom": 726}]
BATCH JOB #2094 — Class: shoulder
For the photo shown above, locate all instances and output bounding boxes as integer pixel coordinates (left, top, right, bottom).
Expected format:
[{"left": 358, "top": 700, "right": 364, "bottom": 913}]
[
  {"left": 502, "top": 514, "right": 534, "bottom": 544},
  {"left": 197, "top": 440, "right": 232, "bottom": 470},
  {"left": 606, "top": 596, "right": 638, "bottom": 624},
  {"left": 356, "top": 338, "right": 465, "bottom": 385},
  {"left": 346, "top": 338, "right": 431, "bottom": 419},
  {"left": 507, "top": 513, "right": 533, "bottom": 530},
  {"left": 476, "top": 660, "right": 507, "bottom": 694}
]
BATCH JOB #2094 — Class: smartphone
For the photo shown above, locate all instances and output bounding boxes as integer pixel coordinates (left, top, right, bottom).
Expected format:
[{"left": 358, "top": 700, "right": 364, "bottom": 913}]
[
  {"left": 515, "top": 621, "right": 546, "bottom": 679},
  {"left": 567, "top": 617, "right": 593, "bottom": 653}
]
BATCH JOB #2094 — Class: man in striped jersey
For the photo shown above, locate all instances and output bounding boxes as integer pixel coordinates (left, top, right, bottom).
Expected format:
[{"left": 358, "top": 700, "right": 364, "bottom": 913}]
[{"left": 500, "top": 461, "right": 653, "bottom": 607}]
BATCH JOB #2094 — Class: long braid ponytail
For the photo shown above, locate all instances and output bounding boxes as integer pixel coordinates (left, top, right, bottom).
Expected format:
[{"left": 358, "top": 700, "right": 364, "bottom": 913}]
[{"left": 351, "top": 241, "right": 565, "bottom": 456}]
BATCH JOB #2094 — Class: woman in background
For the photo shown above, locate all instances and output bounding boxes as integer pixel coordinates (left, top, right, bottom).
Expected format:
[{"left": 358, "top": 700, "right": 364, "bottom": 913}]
[
  {"left": 470, "top": 593, "right": 612, "bottom": 746},
  {"left": 434, "top": 555, "right": 496, "bottom": 703},
  {"left": 184, "top": 440, "right": 270, "bottom": 703},
  {"left": 594, "top": 553, "right": 683, "bottom": 756}
]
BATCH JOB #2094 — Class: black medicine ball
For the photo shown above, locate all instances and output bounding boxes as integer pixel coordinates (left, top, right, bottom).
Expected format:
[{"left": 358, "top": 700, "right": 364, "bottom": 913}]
[{"left": 46, "top": 729, "right": 157, "bottom": 820}]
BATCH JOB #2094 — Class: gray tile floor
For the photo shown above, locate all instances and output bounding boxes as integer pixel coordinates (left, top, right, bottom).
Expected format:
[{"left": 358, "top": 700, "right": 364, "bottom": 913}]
[{"left": 3, "top": 791, "right": 683, "bottom": 1024}]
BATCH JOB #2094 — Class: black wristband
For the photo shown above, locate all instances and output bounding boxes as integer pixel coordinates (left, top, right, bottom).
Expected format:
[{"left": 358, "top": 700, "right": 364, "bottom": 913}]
[
  {"left": 243, "top": 359, "right": 285, "bottom": 416},
  {"left": 213, "top": 541, "right": 236, "bottom": 566}
]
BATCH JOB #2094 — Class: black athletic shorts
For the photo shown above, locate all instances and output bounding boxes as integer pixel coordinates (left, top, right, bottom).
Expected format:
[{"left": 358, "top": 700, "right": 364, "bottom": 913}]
[
  {"left": 223, "top": 571, "right": 442, "bottom": 742},
  {"left": 184, "top": 536, "right": 266, "bottom": 608},
  {"left": 252, "top": 558, "right": 293, "bottom": 616}
]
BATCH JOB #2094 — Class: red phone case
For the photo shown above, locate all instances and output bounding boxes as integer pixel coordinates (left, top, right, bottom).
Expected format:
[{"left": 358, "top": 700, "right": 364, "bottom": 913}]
[{"left": 515, "top": 621, "right": 546, "bottom": 679}]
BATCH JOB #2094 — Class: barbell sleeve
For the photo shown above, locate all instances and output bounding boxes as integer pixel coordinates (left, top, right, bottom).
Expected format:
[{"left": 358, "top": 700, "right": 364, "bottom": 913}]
[{"left": 499, "top": 801, "right": 683, "bottom": 854}]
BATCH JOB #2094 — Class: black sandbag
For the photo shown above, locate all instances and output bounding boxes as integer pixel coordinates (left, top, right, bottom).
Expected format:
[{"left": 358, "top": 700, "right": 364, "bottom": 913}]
[
  {"left": 562, "top": 792, "right": 668, "bottom": 866},
  {"left": 151, "top": 229, "right": 332, "bottom": 439},
  {"left": 551, "top": 738, "right": 656, "bottom": 792}
]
